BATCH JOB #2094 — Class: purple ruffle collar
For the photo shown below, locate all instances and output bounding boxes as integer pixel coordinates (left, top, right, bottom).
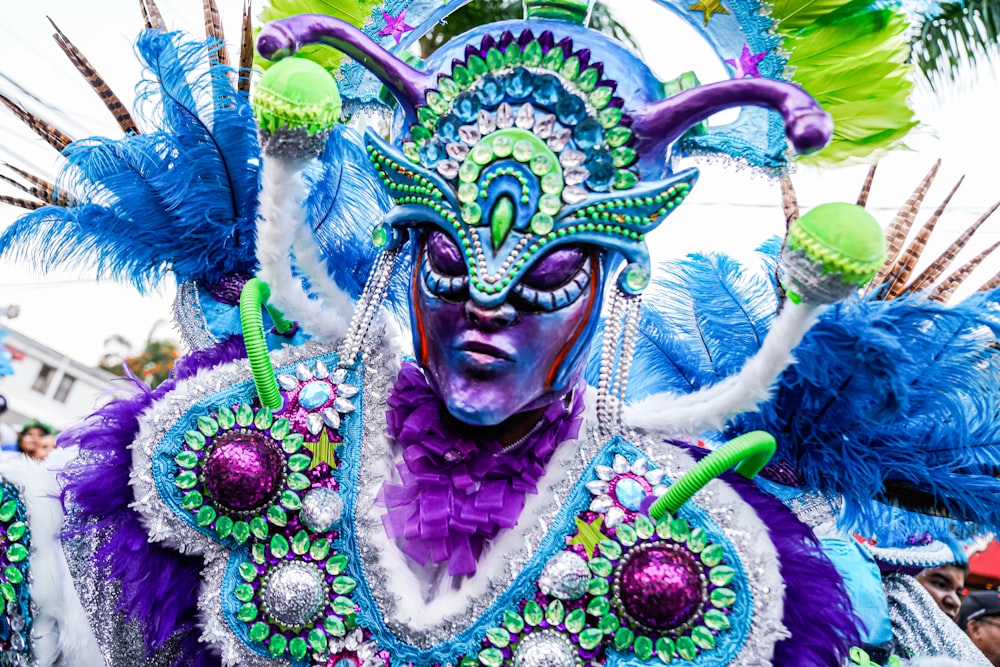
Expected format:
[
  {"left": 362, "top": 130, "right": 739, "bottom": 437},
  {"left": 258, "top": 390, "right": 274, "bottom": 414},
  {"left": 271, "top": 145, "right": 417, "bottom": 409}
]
[{"left": 380, "top": 362, "right": 585, "bottom": 576}]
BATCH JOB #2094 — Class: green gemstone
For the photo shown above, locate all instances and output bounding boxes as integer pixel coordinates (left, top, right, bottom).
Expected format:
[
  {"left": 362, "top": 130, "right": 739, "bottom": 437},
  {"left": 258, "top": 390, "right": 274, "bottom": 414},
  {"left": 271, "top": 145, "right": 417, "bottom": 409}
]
[
  {"left": 669, "top": 517, "right": 690, "bottom": 543},
  {"left": 288, "top": 453, "right": 311, "bottom": 471},
  {"left": 545, "top": 599, "right": 565, "bottom": 625},
  {"left": 468, "top": 55, "right": 488, "bottom": 77},
  {"left": 634, "top": 635, "right": 654, "bottom": 661},
  {"left": 614, "top": 627, "right": 635, "bottom": 651},
  {"left": 599, "top": 614, "right": 620, "bottom": 634},
  {"left": 599, "top": 106, "right": 623, "bottom": 129},
  {"left": 251, "top": 543, "right": 266, "bottom": 563},
  {"left": 267, "top": 505, "right": 288, "bottom": 527},
  {"left": 327, "top": 554, "right": 348, "bottom": 575},
  {"left": 656, "top": 637, "right": 676, "bottom": 663},
  {"left": 462, "top": 202, "right": 483, "bottom": 224},
  {"left": 589, "top": 86, "right": 613, "bottom": 109},
  {"left": 588, "top": 577, "right": 610, "bottom": 596},
  {"left": 634, "top": 514, "right": 655, "bottom": 540},
  {"left": 332, "top": 596, "right": 355, "bottom": 615},
  {"left": 513, "top": 139, "right": 534, "bottom": 162},
  {"left": 333, "top": 576, "right": 357, "bottom": 595},
  {"left": 491, "top": 194, "right": 516, "bottom": 250},
  {"left": 372, "top": 225, "right": 389, "bottom": 247},
  {"left": 308, "top": 627, "right": 328, "bottom": 652},
  {"left": 174, "top": 471, "right": 198, "bottom": 490},
  {"left": 687, "top": 527, "right": 707, "bottom": 552},
  {"left": 588, "top": 557, "right": 613, "bottom": 577},
  {"left": 565, "top": 608, "right": 586, "bottom": 634},
  {"left": 249, "top": 621, "right": 269, "bottom": 643},
  {"left": 236, "top": 602, "right": 258, "bottom": 622},
  {"left": 438, "top": 77, "right": 459, "bottom": 100},
  {"left": 196, "top": 505, "right": 217, "bottom": 527},
  {"left": 239, "top": 562, "right": 258, "bottom": 582},
  {"left": 560, "top": 55, "right": 581, "bottom": 81},
  {"left": 325, "top": 615, "right": 346, "bottom": 636},
  {"left": 522, "top": 41, "right": 543, "bottom": 67},
  {"left": 701, "top": 543, "right": 724, "bottom": 567},
  {"left": 254, "top": 407, "right": 273, "bottom": 430},
  {"left": 287, "top": 472, "right": 311, "bottom": 492},
  {"left": 197, "top": 415, "right": 219, "bottom": 436},
  {"left": 270, "top": 418, "right": 290, "bottom": 440},
  {"left": 586, "top": 596, "right": 610, "bottom": 617},
  {"left": 576, "top": 67, "right": 599, "bottom": 92},
  {"left": 235, "top": 583, "right": 255, "bottom": 602},
  {"left": 289, "top": 636, "right": 308, "bottom": 660},
  {"left": 250, "top": 517, "right": 269, "bottom": 539},
  {"left": 709, "top": 565, "right": 735, "bottom": 587},
  {"left": 459, "top": 160, "right": 481, "bottom": 182},
  {"left": 612, "top": 146, "right": 638, "bottom": 168},
  {"left": 676, "top": 636, "right": 697, "bottom": 660},
  {"left": 614, "top": 169, "right": 638, "bottom": 190},
  {"left": 235, "top": 404, "right": 254, "bottom": 427},
  {"left": 215, "top": 515, "right": 233, "bottom": 539},
  {"left": 615, "top": 523, "right": 637, "bottom": 547},
  {"left": 452, "top": 64, "right": 473, "bottom": 88},
  {"left": 310, "top": 538, "right": 331, "bottom": 560},
  {"left": 597, "top": 539, "right": 622, "bottom": 560},
  {"left": 692, "top": 626, "right": 716, "bottom": 650},
  {"left": 577, "top": 627, "right": 602, "bottom": 650},
  {"left": 541, "top": 46, "right": 565, "bottom": 71},
  {"left": 181, "top": 491, "right": 204, "bottom": 510},
  {"left": 411, "top": 124, "right": 431, "bottom": 143},
  {"left": 282, "top": 433, "right": 304, "bottom": 454},
  {"left": 486, "top": 47, "right": 505, "bottom": 71},
  {"left": 3, "top": 566, "right": 22, "bottom": 585},
  {"left": 539, "top": 194, "right": 561, "bottom": 216},
  {"left": 174, "top": 450, "right": 199, "bottom": 469},
  {"left": 270, "top": 534, "right": 289, "bottom": 558},
  {"left": 426, "top": 90, "right": 449, "bottom": 115},
  {"left": 280, "top": 490, "right": 302, "bottom": 511},
  {"left": 606, "top": 126, "right": 633, "bottom": 148},
  {"left": 269, "top": 633, "right": 287, "bottom": 657},
  {"left": 710, "top": 587, "right": 736, "bottom": 608},
  {"left": 486, "top": 626, "right": 510, "bottom": 648},
  {"left": 417, "top": 106, "right": 437, "bottom": 130},
  {"left": 504, "top": 43, "right": 522, "bottom": 66},
  {"left": 184, "top": 430, "right": 206, "bottom": 450},
  {"left": 704, "top": 609, "right": 730, "bottom": 631},
  {"left": 503, "top": 610, "right": 524, "bottom": 633},
  {"left": 216, "top": 406, "right": 236, "bottom": 430},
  {"left": 0, "top": 583, "right": 14, "bottom": 601},
  {"left": 291, "top": 530, "right": 310, "bottom": 555},
  {"left": 623, "top": 264, "right": 650, "bottom": 291},
  {"left": 523, "top": 600, "right": 543, "bottom": 626},
  {"left": 478, "top": 647, "right": 503, "bottom": 667}
]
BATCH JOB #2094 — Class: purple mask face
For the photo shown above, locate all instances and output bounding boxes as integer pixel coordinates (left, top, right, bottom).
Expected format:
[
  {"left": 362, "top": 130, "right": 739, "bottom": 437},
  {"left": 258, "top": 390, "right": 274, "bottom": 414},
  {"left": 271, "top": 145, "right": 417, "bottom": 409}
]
[{"left": 412, "top": 230, "right": 600, "bottom": 426}]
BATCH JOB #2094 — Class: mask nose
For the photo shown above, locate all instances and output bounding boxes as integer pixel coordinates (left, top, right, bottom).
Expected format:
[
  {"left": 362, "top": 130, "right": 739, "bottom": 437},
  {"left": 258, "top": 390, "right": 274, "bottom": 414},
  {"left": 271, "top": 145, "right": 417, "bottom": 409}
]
[{"left": 464, "top": 300, "right": 517, "bottom": 331}]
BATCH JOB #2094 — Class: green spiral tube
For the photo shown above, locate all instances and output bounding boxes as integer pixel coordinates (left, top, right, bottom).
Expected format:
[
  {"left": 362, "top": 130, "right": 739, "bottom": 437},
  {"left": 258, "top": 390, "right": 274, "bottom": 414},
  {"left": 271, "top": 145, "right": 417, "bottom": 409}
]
[
  {"left": 239, "top": 278, "right": 293, "bottom": 410},
  {"left": 648, "top": 431, "right": 777, "bottom": 520}
]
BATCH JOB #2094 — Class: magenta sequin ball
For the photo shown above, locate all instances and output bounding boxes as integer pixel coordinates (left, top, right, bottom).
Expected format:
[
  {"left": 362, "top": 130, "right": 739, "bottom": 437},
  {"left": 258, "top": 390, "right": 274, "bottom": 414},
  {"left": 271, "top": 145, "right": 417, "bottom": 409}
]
[
  {"left": 202, "top": 430, "right": 285, "bottom": 512},
  {"left": 616, "top": 543, "right": 704, "bottom": 630}
]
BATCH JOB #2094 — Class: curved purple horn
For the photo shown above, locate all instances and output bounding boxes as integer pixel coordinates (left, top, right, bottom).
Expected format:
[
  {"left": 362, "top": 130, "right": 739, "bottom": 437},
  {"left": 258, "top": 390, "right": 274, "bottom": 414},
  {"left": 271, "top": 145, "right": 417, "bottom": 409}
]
[
  {"left": 257, "top": 14, "right": 432, "bottom": 118},
  {"left": 633, "top": 79, "right": 832, "bottom": 159}
]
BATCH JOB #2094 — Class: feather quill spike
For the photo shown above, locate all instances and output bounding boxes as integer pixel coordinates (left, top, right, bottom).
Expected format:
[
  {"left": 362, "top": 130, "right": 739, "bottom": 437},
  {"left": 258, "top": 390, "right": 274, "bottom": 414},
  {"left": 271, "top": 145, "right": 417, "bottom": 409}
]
[
  {"left": 203, "top": 0, "right": 230, "bottom": 70},
  {"left": 238, "top": 0, "right": 254, "bottom": 95},
  {"left": 48, "top": 18, "right": 139, "bottom": 135},
  {"left": 908, "top": 199, "right": 1000, "bottom": 296},
  {"left": 857, "top": 163, "right": 877, "bottom": 207},
  {"left": 780, "top": 176, "right": 799, "bottom": 231},
  {"left": 0, "top": 195, "right": 44, "bottom": 210},
  {"left": 871, "top": 160, "right": 941, "bottom": 290},
  {"left": 0, "top": 163, "right": 69, "bottom": 206},
  {"left": 934, "top": 239, "right": 1000, "bottom": 302},
  {"left": 0, "top": 93, "right": 73, "bottom": 152},
  {"left": 139, "top": 0, "right": 165, "bottom": 31}
]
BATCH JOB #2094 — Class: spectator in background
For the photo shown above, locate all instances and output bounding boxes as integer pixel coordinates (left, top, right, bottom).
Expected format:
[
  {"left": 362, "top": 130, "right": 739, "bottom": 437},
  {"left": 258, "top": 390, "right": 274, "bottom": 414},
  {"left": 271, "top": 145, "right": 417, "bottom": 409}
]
[
  {"left": 916, "top": 563, "right": 968, "bottom": 622},
  {"left": 0, "top": 396, "right": 17, "bottom": 452},
  {"left": 17, "top": 420, "right": 55, "bottom": 461},
  {"left": 960, "top": 590, "right": 1000, "bottom": 666}
]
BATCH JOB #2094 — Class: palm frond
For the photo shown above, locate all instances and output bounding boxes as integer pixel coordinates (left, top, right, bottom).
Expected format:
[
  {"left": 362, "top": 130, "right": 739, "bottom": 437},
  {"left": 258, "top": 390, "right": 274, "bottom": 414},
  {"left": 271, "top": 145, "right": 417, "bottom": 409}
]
[{"left": 912, "top": 0, "right": 1000, "bottom": 87}]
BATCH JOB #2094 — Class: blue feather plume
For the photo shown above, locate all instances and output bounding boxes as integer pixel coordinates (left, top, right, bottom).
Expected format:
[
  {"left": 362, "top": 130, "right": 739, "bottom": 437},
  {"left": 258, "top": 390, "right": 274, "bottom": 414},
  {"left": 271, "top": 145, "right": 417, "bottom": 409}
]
[{"left": 0, "top": 31, "right": 259, "bottom": 291}]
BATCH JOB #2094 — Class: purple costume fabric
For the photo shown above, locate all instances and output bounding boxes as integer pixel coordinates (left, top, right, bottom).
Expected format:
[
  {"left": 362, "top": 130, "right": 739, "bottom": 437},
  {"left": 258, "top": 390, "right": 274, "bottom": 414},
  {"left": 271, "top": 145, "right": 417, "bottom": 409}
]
[
  {"left": 59, "top": 336, "right": 248, "bottom": 667},
  {"left": 380, "top": 362, "right": 585, "bottom": 576}
]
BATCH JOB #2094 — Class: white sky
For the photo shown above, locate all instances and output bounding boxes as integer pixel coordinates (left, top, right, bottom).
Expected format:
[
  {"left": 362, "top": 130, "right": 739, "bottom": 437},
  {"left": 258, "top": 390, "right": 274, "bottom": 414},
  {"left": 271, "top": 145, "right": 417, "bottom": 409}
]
[{"left": 1, "top": 0, "right": 999, "bottom": 365}]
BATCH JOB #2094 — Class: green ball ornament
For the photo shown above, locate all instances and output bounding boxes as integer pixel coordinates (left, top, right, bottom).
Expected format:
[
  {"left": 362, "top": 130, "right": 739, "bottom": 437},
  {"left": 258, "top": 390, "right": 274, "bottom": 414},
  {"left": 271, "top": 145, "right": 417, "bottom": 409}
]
[
  {"left": 782, "top": 203, "right": 887, "bottom": 304},
  {"left": 252, "top": 57, "right": 341, "bottom": 135}
]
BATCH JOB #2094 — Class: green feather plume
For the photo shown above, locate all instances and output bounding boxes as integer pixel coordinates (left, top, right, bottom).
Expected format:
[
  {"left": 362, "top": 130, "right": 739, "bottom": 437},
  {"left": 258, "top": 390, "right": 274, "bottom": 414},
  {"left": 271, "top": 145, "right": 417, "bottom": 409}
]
[
  {"left": 774, "top": 3, "right": 917, "bottom": 166},
  {"left": 255, "top": 0, "right": 383, "bottom": 73}
]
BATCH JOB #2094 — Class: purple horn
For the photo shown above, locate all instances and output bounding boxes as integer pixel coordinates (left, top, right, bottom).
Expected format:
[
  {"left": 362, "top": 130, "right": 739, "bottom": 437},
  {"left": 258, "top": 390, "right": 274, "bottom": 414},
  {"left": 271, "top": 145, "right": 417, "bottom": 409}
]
[
  {"left": 633, "top": 78, "right": 832, "bottom": 159},
  {"left": 257, "top": 14, "right": 432, "bottom": 118}
]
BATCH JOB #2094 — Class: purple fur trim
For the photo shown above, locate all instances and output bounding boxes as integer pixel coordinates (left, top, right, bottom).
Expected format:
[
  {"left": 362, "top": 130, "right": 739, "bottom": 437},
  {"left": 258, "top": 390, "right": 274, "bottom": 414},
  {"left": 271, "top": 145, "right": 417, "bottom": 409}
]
[
  {"left": 60, "top": 336, "right": 246, "bottom": 664},
  {"left": 674, "top": 442, "right": 860, "bottom": 666}
]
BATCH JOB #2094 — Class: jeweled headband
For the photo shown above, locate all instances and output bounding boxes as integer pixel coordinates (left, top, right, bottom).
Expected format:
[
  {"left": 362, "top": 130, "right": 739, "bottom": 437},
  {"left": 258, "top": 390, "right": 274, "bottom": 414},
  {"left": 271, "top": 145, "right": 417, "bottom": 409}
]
[{"left": 258, "top": 5, "right": 832, "bottom": 304}]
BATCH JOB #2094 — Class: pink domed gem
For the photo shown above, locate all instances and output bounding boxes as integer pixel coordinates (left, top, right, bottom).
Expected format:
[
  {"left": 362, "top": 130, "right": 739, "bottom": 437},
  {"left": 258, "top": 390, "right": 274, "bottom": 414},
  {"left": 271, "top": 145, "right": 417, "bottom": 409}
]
[
  {"left": 202, "top": 430, "right": 284, "bottom": 512},
  {"left": 616, "top": 544, "right": 704, "bottom": 631}
]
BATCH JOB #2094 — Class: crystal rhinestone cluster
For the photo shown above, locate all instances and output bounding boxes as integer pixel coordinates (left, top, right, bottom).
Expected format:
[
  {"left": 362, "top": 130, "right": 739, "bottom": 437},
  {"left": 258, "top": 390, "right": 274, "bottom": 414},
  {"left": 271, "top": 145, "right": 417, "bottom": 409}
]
[
  {"left": 460, "top": 457, "right": 736, "bottom": 666},
  {"left": 170, "top": 358, "right": 368, "bottom": 663},
  {"left": 0, "top": 482, "right": 31, "bottom": 665}
]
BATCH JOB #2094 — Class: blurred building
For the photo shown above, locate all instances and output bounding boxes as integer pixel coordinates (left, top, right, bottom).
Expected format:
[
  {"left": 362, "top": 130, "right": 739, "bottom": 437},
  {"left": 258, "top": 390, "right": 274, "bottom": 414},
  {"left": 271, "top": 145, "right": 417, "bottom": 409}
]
[{"left": 0, "top": 327, "right": 114, "bottom": 431}]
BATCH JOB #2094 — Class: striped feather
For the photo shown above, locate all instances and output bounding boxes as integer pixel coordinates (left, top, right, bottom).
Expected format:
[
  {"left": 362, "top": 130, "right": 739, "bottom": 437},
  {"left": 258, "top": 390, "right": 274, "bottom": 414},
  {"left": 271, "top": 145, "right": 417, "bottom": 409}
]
[
  {"left": 203, "top": 0, "right": 230, "bottom": 68},
  {"left": 978, "top": 268, "right": 1000, "bottom": 293},
  {"left": 238, "top": 0, "right": 254, "bottom": 95},
  {"left": 907, "top": 199, "right": 1000, "bottom": 295},
  {"left": 870, "top": 160, "right": 941, "bottom": 289},
  {"left": 933, "top": 239, "right": 1000, "bottom": 302},
  {"left": 0, "top": 93, "right": 73, "bottom": 152},
  {"left": 0, "top": 195, "right": 44, "bottom": 210},
  {"left": 856, "top": 163, "right": 877, "bottom": 207},
  {"left": 883, "top": 176, "right": 964, "bottom": 299},
  {"left": 780, "top": 176, "right": 799, "bottom": 232},
  {"left": 49, "top": 19, "right": 138, "bottom": 135},
  {"left": 139, "top": 0, "right": 165, "bottom": 30},
  {"left": 0, "top": 174, "right": 55, "bottom": 206},
  {"left": 1, "top": 163, "right": 72, "bottom": 206}
]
